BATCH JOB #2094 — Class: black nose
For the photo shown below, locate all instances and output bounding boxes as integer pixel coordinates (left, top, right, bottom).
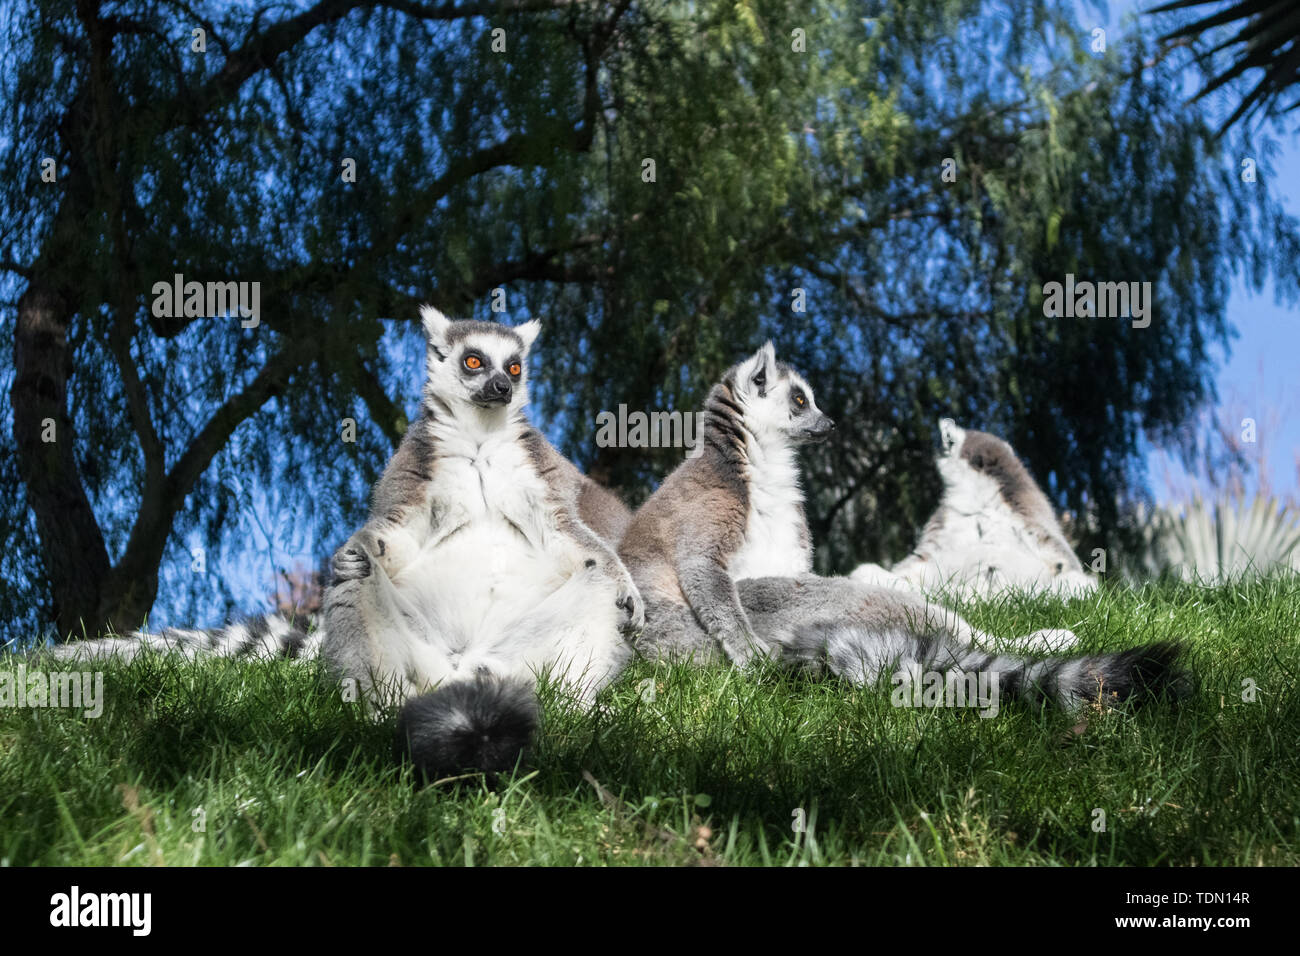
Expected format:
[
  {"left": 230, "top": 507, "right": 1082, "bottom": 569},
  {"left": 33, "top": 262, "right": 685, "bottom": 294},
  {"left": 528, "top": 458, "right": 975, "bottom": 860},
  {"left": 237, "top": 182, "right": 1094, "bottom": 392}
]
[
  {"left": 476, "top": 373, "right": 512, "bottom": 405},
  {"left": 814, "top": 415, "right": 835, "bottom": 436}
]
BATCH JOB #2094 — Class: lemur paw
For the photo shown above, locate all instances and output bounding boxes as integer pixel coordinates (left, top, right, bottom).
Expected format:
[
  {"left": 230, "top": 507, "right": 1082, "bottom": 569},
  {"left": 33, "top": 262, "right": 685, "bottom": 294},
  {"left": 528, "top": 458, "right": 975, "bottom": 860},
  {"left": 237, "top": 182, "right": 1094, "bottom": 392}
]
[
  {"left": 331, "top": 546, "right": 372, "bottom": 583},
  {"left": 616, "top": 580, "right": 646, "bottom": 637},
  {"left": 849, "top": 563, "right": 910, "bottom": 590},
  {"left": 1020, "top": 628, "right": 1080, "bottom": 654}
]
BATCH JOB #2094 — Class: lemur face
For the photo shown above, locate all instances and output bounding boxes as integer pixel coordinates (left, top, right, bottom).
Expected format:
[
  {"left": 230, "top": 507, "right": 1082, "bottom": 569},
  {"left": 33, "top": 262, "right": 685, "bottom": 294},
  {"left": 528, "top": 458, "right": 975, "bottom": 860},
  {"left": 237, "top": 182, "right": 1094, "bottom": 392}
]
[
  {"left": 420, "top": 306, "right": 540, "bottom": 412},
  {"left": 731, "top": 341, "right": 835, "bottom": 445}
]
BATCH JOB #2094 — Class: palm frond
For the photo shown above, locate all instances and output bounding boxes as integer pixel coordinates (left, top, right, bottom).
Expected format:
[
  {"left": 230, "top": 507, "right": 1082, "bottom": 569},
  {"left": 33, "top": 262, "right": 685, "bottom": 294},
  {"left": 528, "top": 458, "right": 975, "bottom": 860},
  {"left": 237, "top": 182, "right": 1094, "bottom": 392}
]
[
  {"left": 1141, "top": 494, "right": 1300, "bottom": 582},
  {"left": 1148, "top": 0, "right": 1300, "bottom": 131}
]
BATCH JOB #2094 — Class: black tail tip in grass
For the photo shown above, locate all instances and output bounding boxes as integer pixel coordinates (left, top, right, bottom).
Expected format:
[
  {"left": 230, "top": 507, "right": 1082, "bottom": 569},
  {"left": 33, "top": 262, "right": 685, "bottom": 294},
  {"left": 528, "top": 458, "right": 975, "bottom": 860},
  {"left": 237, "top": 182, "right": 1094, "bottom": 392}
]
[
  {"left": 396, "top": 675, "right": 539, "bottom": 785},
  {"left": 1094, "top": 639, "right": 1192, "bottom": 706}
]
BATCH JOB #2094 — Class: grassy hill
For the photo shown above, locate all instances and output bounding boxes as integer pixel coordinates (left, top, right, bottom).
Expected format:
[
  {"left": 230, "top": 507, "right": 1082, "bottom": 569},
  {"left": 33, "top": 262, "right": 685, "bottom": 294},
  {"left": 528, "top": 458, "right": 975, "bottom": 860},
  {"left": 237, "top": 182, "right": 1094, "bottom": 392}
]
[{"left": 2, "top": 576, "right": 1297, "bottom": 866}]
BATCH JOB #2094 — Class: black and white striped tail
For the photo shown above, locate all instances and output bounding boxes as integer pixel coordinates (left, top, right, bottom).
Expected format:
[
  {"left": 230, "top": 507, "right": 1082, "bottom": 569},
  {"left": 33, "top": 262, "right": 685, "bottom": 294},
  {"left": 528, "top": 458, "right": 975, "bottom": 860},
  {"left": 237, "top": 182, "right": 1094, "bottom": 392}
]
[
  {"left": 807, "top": 626, "right": 1187, "bottom": 710},
  {"left": 37, "top": 614, "right": 322, "bottom": 663},
  {"left": 925, "top": 638, "right": 1186, "bottom": 710}
]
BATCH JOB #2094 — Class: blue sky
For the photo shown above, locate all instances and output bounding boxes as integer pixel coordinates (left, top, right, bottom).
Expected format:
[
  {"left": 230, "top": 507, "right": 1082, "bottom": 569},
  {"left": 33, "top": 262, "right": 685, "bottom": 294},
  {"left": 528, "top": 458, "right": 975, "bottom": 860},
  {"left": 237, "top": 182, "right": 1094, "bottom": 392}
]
[{"left": 1103, "top": 1, "right": 1300, "bottom": 501}]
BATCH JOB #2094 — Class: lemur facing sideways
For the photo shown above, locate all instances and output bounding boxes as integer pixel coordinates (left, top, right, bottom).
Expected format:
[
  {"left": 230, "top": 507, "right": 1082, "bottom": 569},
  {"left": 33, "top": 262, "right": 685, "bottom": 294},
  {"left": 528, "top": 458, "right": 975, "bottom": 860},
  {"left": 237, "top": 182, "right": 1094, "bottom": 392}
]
[
  {"left": 618, "top": 343, "right": 1184, "bottom": 711},
  {"left": 850, "top": 419, "right": 1099, "bottom": 599},
  {"left": 48, "top": 308, "right": 643, "bottom": 779}
]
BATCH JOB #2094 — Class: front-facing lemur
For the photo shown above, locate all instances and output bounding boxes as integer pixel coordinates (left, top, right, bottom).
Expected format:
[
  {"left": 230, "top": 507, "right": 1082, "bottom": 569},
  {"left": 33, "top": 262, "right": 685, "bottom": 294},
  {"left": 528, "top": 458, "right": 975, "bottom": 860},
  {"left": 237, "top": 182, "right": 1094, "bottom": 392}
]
[
  {"left": 618, "top": 343, "right": 1184, "bottom": 711},
  {"left": 47, "top": 308, "right": 643, "bottom": 778},
  {"left": 324, "top": 307, "right": 642, "bottom": 777},
  {"left": 851, "top": 419, "right": 1099, "bottom": 599}
]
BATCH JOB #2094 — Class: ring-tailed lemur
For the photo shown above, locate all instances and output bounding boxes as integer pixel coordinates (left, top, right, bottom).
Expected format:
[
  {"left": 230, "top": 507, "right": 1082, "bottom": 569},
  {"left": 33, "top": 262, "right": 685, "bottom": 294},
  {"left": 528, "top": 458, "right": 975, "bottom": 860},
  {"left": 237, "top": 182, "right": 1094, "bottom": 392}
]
[
  {"left": 46, "top": 308, "right": 643, "bottom": 778},
  {"left": 850, "top": 419, "right": 1099, "bottom": 599},
  {"left": 618, "top": 343, "right": 1184, "bottom": 711}
]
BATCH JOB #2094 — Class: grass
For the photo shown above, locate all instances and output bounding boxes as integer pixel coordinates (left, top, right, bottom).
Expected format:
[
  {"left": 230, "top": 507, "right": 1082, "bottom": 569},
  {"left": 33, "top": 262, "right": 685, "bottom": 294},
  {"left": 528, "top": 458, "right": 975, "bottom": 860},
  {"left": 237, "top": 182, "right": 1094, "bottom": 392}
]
[{"left": 2, "top": 575, "right": 1298, "bottom": 866}]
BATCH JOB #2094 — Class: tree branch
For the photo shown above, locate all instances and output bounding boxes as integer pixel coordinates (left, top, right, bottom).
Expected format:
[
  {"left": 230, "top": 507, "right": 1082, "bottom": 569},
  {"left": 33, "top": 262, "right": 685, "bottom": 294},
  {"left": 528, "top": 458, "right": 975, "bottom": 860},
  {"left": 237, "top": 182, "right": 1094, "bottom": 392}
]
[
  {"left": 352, "top": 355, "right": 407, "bottom": 448},
  {"left": 109, "top": 313, "right": 165, "bottom": 499},
  {"left": 115, "top": 345, "right": 307, "bottom": 581},
  {"left": 169, "top": 0, "right": 580, "bottom": 126}
]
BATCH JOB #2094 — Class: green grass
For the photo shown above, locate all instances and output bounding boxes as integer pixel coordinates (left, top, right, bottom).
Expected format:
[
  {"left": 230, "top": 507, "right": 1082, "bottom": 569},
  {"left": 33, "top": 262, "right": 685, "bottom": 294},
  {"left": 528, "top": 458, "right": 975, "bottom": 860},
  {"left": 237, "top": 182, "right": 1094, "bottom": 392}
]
[{"left": 2, "top": 576, "right": 1298, "bottom": 866}]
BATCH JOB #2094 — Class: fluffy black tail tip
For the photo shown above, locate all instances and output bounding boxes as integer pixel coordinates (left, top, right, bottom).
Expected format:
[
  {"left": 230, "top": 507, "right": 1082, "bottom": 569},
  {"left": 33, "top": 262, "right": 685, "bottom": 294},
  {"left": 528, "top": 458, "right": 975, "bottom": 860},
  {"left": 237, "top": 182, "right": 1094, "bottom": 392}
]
[
  {"left": 1101, "top": 640, "right": 1191, "bottom": 705},
  {"left": 397, "top": 675, "right": 540, "bottom": 783}
]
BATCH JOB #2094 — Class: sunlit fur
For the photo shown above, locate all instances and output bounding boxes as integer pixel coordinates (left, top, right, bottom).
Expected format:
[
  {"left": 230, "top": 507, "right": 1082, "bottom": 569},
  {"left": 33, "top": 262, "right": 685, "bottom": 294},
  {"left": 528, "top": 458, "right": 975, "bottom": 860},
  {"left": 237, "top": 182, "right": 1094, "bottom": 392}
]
[
  {"left": 728, "top": 342, "right": 832, "bottom": 580},
  {"left": 621, "top": 344, "right": 1184, "bottom": 711},
  {"left": 852, "top": 418, "right": 1098, "bottom": 605},
  {"left": 46, "top": 307, "right": 639, "bottom": 779}
]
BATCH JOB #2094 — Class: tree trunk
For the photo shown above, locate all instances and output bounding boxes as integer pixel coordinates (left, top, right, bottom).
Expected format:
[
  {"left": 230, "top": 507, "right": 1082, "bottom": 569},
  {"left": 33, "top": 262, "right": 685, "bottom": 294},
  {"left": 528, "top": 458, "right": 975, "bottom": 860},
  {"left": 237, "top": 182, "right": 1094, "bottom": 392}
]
[{"left": 10, "top": 276, "right": 126, "bottom": 637}]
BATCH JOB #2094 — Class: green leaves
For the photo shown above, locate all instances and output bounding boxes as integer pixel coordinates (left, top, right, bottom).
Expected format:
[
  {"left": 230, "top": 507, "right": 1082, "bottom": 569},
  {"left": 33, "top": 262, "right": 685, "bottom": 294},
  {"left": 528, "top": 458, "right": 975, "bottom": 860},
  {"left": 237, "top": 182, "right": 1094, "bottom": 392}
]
[
  {"left": 1, "top": 0, "right": 1297, "bottom": 635},
  {"left": 1139, "top": 495, "right": 1300, "bottom": 582}
]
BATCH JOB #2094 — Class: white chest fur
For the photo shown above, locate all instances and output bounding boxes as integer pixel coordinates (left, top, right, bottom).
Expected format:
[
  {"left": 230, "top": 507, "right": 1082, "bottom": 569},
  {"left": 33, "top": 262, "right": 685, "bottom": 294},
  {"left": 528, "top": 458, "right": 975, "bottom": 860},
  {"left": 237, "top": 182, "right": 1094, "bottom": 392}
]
[
  {"left": 728, "top": 440, "right": 811, "bottom": 580},
  {"left": 435, "top": 437, "right": 543, "bottom": 534},
  {"left": 923, "top": 468, "right": 1050, "bottom": 573},
  {"left": 374, "top": 413, "right": 621, "bottom": 690},
  {"left": 392, "top": 423, "right": 571, "bottom": 610}
]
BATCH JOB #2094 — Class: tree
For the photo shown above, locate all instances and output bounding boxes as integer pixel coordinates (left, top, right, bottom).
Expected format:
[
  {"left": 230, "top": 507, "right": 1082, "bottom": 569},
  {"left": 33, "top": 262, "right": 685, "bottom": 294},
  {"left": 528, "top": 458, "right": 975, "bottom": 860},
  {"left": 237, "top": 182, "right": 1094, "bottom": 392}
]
[
  {"left": 3, "top": 0, "right": 680, "bottom": 636},
  {"left": 2, "top": 0, "right": 1296, "bottom": 643}
]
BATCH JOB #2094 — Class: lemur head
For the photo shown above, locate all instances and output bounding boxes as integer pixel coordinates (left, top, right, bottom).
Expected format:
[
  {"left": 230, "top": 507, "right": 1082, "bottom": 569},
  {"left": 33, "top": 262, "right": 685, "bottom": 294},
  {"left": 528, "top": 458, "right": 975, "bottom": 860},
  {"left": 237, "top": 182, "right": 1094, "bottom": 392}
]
[
  {"left": 936, "top": 417, "right": 971, "bottom": 486},
  {"left": 936, "top": 417, "right": 1035, "bottom": 501},
  {"left": 419, "top": 305, "right": 540, "bottom": 414},
  {"left": 937, "top": 417, "right": 1055, "bottom": 516},
  {"left": 727, "top": 342, "right": 834, "bottom": 445}
]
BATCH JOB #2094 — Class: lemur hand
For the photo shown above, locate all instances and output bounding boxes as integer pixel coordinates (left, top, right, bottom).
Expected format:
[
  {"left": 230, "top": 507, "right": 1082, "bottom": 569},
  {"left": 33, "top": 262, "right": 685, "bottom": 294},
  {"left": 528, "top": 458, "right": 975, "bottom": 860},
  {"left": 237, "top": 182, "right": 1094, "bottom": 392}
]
[
  {"left": 336, "top": 526, "right": 419, "bottom": 582},
  {"left": 615, "top": 574, "right": 646, "bottom": 637},
  {"left": 583, "top": 556, "right": 645, "bottom": 637},
  {"left": 331, "top": 544, "right": 371, "bottom": 583}
]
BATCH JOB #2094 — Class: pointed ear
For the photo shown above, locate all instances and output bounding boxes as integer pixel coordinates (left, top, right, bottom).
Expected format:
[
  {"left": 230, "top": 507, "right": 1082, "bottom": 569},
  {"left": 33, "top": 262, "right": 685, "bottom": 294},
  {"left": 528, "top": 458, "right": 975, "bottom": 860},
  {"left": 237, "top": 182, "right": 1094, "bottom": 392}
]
[
  {"left": 514, "top": 318, "right": 541, "bottom": 353},
  {"left": 737, "top": 341, "right": 777, "bottom": 393},
  {"left": 939, "top": 418, "right": 965, "bottom": 456},
  {"left": 420, "top": 305, "right": 452, "bottom": 356}
]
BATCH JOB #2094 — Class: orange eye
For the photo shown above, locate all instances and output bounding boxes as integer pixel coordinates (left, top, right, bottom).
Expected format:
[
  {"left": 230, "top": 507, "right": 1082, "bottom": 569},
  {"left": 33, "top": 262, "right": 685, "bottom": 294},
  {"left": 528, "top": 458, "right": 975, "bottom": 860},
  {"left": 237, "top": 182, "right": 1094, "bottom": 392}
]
[
  {"left": 464, "top": 355, "right": 482, "bottom": 370},
  {"left": 795, "top": 394, "right": 806, "bottom": 406},
  {"left": 509, "top": 362, "right": 522, "bottom": 376}
]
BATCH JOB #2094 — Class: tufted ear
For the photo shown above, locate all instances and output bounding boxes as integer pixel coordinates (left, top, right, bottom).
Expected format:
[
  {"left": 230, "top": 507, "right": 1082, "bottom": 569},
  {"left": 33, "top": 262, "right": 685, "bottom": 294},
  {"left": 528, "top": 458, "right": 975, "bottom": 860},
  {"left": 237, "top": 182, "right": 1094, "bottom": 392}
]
[
  {"left": 514, "top": 318, "right": 541, "bottom": 353},
  {"left": 420, "top": 305, "right": 452, "bottom": 357},
  {"left": 939, "top": 417, "right": 966, "bottom": 456},
  {"left": 737, "top": 341, "right": 778, "bottom": 395}
]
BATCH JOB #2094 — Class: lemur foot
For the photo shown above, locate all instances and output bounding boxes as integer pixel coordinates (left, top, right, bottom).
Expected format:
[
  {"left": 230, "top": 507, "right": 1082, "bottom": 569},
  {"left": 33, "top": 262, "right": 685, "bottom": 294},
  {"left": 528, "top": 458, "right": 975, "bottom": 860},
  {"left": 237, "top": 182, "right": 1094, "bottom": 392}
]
[
  {"left": 720, "top": 631, "right": 776, "bottom": 668},
  {"left": 1019, "top": 628, "right": 1080, "bottom": 654}
]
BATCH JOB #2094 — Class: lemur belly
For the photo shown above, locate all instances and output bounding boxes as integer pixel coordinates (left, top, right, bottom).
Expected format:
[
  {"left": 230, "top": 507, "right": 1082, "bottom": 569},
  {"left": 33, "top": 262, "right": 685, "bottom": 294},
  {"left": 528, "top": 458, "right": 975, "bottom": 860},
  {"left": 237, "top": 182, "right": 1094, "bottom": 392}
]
[
  {"left": 918, "top": 499, "right": 1050, "bottom": 581},
  {"left": 389, "top": 448, "right": 577, "bottom": 661}
]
